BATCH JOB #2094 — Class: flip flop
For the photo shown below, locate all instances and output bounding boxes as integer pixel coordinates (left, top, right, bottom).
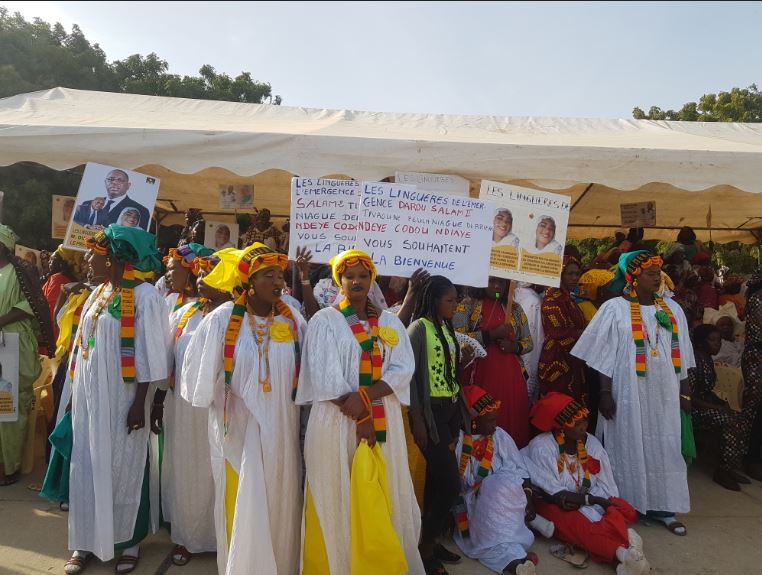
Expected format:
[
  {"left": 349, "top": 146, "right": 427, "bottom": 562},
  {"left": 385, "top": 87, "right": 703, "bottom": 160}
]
[
  {"left": 172, "top": 545, "right": 193, "bottom": 566},
  {"left": 550, "top": 543, "right": 588, "bottom": 569},
  {"left": 663, "top": 519, "right": 687, "bottom": 536},
  {"left": 64, "top": 553, "right": 90, "bottom": 575},
  {"left": 115, "top": 554, "right": 139, "bottom": 574},
  {"left": 434, "top": 543, "right": 461, "bottom": 564}
]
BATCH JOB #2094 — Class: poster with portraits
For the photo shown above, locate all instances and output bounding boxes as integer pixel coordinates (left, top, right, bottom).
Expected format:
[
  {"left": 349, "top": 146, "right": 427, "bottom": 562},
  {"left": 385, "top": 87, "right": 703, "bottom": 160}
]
[
  {"left": 204, "top": 220, "right": 239, "bottom": 251},
  {"left": 52, "top": 195, "right": 77, "bottom": 239},
  {"left": 479, "top": 181, "right": 571, "bottom": 288},
  {"left": 218, "top": 184, "right": 254, "bottom": 209},
  {"left": 64, "top": 163, "right": 160, "bottom": 252},
  {"left": 0, "top": 332, "right": 20, "bottom": 423},
  {"left": 14, "top": 244, "right": 42, "bottom": 274}
]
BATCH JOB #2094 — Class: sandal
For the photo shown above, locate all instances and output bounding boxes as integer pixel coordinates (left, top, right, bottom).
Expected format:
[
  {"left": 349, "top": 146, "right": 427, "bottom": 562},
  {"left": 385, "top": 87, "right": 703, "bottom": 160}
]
[
  {"left": 172, "top": 545, "right": 193, "bottom": 566},
  {"left": 422, "top": 555, "right": 449, "bottom": 575},
  {"left": 0, "top": 471, "right": 20, "bottom": 487},
  {"left": 64, "top": 553, "right": 90, "bottom": 575},
  {"left": 550, "top": 543, "right": 588, "bottom": 569},
  {"left": 115, "top": 554, "right": 139, "bottom": 574},
  {"left": 433, "top": 543, "right": 461, "bottom": 564},
  {"left": 663, "top": 519, "right": 687, "bottom": 536}
]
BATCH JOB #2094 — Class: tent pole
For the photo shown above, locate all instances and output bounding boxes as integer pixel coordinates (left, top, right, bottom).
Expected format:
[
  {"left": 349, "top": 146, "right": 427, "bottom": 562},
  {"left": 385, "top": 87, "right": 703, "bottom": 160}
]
[{"left": 570, "top": 183, "right": 594, "bottom": 211}]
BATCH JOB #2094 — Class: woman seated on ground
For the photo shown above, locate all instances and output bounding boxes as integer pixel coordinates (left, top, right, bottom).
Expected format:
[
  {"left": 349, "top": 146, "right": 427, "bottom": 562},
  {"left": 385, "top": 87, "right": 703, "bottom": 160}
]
[
  {"left": 452, "top": 385, "right": 537, "bottom": 575},
  {"left": 522, "top": 392, "right": 649, "bottom": 575},
  {"left": 687, "top": 324, "right": 749, "bottom": 491}
]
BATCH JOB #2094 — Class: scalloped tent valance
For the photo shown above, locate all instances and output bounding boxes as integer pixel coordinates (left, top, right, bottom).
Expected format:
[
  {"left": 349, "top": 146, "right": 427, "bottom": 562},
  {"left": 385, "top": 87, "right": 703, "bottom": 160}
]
[{"left": 1, "top": 88, "right": 760, "bottom": 242}]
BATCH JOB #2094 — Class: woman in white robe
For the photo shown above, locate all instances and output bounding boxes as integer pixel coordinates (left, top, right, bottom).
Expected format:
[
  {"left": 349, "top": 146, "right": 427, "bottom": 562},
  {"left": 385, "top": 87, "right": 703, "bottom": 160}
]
[
  {"left": 571, "top": 251, "right": 695, "bottom": 535},
  {"left": 513, "top": 283, "right": 544, "bottom": 405},
  {"left": 66, "top": 226, "right": 169, "bottom": 574},
  {"left": 522, "top": 392, "right": 648, "bottom": 574},
  {"left": 161, "top": 251, "right": 222, "bottom": 565},
  {"left": 453, "top": 386, "right": 535, "bottom": 575},
  {"left": 296, "top": 249, "right": 424, "bottom": 575},
  {"left": 181, "top": 243, "right": 306, "bottom": 575}
]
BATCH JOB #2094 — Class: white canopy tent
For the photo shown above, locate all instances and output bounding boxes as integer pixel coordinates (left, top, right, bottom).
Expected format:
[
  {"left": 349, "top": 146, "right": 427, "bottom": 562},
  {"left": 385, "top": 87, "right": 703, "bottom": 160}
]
[{"left": 1, "top": 87, "right": 760, "bottom": 242}]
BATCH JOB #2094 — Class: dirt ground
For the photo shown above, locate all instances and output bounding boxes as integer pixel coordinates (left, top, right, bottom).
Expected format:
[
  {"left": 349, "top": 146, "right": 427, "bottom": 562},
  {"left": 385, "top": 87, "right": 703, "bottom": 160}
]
[{"left": 2, "top": 456, "right": 761, "bottom": 575}]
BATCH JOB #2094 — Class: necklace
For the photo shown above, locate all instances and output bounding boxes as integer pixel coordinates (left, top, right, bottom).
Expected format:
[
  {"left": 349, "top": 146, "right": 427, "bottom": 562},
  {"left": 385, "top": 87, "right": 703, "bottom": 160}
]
[
  {"left": 80, "top": 284, "right": 120, "bottom": 360},
  {"left": 248, "top": 306, "right": 275, "bottom": 392}
]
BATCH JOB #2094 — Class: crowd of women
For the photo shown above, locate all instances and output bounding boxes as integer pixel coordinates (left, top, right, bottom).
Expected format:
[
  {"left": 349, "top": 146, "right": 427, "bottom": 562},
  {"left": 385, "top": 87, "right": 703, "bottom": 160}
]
[{"left": 0, "top": 220, "right": 760, "bottom": 575}]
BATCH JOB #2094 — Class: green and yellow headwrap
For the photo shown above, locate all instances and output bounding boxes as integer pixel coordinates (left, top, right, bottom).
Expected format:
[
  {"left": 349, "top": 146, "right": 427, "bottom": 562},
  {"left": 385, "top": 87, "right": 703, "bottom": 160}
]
[
  {"left": 55, "top": 245, "right": 86, "bottom": 280},
  {"left": 329, "top": 249, "right": 377, "bottom": 287},
  {"left": 0, "top": 224, "right": 18, "bottom": 251},
  {"left": 83, "top": 225, "right": 161, "bottom": 384}
]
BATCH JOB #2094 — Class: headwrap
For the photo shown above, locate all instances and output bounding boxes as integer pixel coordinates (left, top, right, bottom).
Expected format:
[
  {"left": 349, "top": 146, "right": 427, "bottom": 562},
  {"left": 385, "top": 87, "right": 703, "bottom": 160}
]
[
  {"left": 693, "top": 251, "right": 711, "bottom": 266},
  {"left": 84, "top": 225, "right": 161, "bottom": 383},
  {"left": 530, "top": 392, "right": 589, "bottom": 432},
  {"left": 563, "top": 255, "right": 581, "bottom": 269},
  {"left": 164, "top": 242, "right": 214, "bottom": 278},
  {"left": 0, "top": 224, "right": 18, "bottom": 251},
  {"left": 609, "top": 250, "right": 663, "bottom": 294},
  {"left": 201, "top": 248, "right": 245, "bottom": 294},
  {"left": 222, "top": 243, "right": 299, "bottom": 432},
  {"left": 663, "top": 242, "right": 686, "bottom": 261},
  {"left": 329, "top": 249, "right": 377, "bottom": 287},
  {"left": 463, "top": 385, "right": 501, "bottom": 418},
  {"left": 578, "top": 269, "right": 614, "bottom": 301},
  {"left": 703, "top": 301, "right": 745, "bottom": 336},
  {"left": 196, "top": 254, "right": 221, "bottom": 276},
  {"left": 54, "top": 245, "right": 86, "bottom": 281}
]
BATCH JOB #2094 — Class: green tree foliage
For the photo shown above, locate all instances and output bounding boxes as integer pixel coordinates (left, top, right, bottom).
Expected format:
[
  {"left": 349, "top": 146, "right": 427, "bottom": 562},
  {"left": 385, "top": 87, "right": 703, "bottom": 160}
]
[
  {"left": 0, "top": 7, "right": 281, "bottom": 249},
  {"left": 633, "top": 84, "right": 762, "bottom": 122}
]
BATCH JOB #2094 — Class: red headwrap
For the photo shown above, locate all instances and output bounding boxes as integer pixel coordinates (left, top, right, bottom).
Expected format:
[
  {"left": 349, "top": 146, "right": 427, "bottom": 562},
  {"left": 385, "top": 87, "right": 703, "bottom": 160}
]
[
  {"left": 529, "top": 392, "right": 588, "bottom": 432},
  {"left": 464, "top": 385, "right": 501, "bottom": 417}
]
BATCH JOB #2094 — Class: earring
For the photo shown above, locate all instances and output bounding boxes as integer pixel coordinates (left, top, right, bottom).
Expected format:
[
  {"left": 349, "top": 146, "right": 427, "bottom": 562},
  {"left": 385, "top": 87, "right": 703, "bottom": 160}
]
[
  {"left": 105, "top": 259, "right": 112, "bottom": 268},
  {"left": 471, "top": 420, "right": 478, "bottom": 433},
  {"left": 633, "top": 279, "right": 638, "bottom": 287}
]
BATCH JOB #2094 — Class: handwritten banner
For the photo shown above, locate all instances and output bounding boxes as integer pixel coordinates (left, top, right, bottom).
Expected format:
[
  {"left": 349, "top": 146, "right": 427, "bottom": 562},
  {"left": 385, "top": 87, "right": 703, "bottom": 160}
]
[
  {"left": 479, "top": 181, "right": 571, "bottom": 288},
  {"left": 354, "top": 182, "right": 493, "bottom": 287},
  {"left": 288, "top": 177, "right": 361, "bottom": 263}
]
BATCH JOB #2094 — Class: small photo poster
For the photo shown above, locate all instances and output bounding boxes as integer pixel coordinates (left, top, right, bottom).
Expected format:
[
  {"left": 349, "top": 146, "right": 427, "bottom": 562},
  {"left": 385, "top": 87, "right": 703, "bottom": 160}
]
[
  {"left": 0, "top": 332, "right": 20, "bottom": 423},
  {"left": 64, "top": 163, "right": 160, "bottom": 252},
  {"left": 15, "top": 244, "right": 42, "bottom": 274},
  {"left": 218, "top": 185, "right": 254, "bottom": 209},
  {"left": 480, "top": 181, "right": 571, "bottom": 288},
  {"left": 620, "top": 201, "right": 656, "bottom": 228},
  {"left": 52, "top": 195, "right": 76, "bottom": 240},
  {"left": 205, "top": 221, "right": 239, "bottom": 251}
]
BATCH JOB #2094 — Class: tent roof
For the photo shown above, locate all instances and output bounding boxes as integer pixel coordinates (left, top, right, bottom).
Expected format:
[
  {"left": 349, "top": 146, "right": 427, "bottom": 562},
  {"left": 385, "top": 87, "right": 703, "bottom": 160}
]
[{"left": 1, "top": 88, "right": 760, "bottom": 242}]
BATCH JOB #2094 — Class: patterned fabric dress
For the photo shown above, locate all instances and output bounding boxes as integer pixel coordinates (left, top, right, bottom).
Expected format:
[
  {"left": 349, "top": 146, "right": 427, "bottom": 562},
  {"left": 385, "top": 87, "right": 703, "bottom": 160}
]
[
  {"left": 538, "top": 287, "right": 588, "bottom": 404},
  {"left": 741, "top": 276, "right": 762, "bottom": 462},
  {"left": 688, "top": 351, "right": 746, "bottom": 471}
]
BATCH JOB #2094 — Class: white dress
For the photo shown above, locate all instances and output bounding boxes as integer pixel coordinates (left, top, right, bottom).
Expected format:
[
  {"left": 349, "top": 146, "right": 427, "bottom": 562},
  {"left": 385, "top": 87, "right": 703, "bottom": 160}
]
[
  {"left": 514, "top": 285, "right": 544, "bottom": 404},
  {"left": 453, "top": 427, "right": 534, "bottom": 573},
  {"left": 68, "top": 282, "right": 170, "bottom": 560},
  {"left": 523, "top": 239, "right": 563, "bottom": 256},
  {"left": 181, "top": 301, "right": 306, "bottom": 575},
  {"left": 162, "top": 303, "right": 216, "bottom": 553},
  {"left": 522, "top": 432, "right": 619, "bottom": 524},
  {"left": 296, "top": 307, "right": 424, "bottom": 575},
  {"left": 571, "top": 296, "right": 695, "bottom": 514}
]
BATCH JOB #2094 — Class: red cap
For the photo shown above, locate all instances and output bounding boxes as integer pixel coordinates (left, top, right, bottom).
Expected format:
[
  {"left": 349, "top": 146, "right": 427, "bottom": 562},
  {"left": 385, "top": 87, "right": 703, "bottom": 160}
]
[
  {"left": 463, "top": 385, "right": 501, "bottom": 417},
  {"left": 530, "top": 392, "right": 586, "bottom": 432}
]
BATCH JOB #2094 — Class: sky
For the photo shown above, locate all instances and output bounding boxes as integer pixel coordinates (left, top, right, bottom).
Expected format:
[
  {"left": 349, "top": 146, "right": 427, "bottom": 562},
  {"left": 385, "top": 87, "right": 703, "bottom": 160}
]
[{"left": 4, "top": 1, "right": 762, "bottom": 118}]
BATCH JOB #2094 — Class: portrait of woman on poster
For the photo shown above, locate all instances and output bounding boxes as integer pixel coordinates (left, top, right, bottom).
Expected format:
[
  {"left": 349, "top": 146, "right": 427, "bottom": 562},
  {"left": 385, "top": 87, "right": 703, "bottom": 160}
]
[{"left": 523, "top": 215, "right": 563, "bottom": 256}]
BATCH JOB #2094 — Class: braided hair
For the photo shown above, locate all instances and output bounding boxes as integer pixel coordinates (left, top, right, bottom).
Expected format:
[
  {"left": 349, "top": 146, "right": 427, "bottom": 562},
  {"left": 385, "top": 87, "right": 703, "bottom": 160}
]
[
  {"left": 412, "top": 275, "right": 460, "bottom": 391},
  {"left": 1, "top": 247, "right": 55, "bottom": 358}
]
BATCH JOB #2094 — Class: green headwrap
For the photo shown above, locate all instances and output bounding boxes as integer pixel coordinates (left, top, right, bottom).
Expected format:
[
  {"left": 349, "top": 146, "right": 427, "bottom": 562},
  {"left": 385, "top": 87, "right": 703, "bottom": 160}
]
[
  {"left": 0, "top": 224, "right": 18, "bottom": 252},
  {"left": 93, "top": 225, "right": 162, "bottom": 273},
  {"left": 609, "top": 250, "right": 649, "bottom": 294}
]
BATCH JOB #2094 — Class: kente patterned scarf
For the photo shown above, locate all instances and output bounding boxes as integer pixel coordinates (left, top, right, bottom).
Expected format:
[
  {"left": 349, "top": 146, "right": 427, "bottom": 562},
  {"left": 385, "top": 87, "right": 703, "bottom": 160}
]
[
  {"left": 339, "top": 298, "right": 387, "bottom": 443},
  {"left": 629, "top": 295, "right": 680, "bottom": 377},
  {"left": 454, "top": 434, "right": 495, "bottom": 538}
]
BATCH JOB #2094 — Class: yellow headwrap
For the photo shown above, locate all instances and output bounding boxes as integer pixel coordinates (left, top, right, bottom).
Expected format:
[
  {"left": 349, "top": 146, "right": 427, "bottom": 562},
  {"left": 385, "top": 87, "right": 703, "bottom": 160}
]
[
  {"left": 54, "top": 245, "right": 86, "bottom": 280},
  {"left": 201, "top": 247, "right": 245, "bottom": 294},
  {"left": 578, "top": 269, "right": 615, "bottom": 300},
  {"left": 329, "top": 249, "right": 377, "bottom": 287},
  {"left": 236, "top": 242, "right": 288, "bottom": 285}
]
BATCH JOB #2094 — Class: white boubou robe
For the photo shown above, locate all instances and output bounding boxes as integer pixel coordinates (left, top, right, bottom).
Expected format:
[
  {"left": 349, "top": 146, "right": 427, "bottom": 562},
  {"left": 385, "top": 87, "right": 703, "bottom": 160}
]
[
  {"left": 295, "top": 307, "right": 425, "bottom": 575},
  {"left": 181, "top": 301, "right": 306, "bottom": 575},
  {"left": 522, "top": 431, "right": 620, "bottom": 523},
  {"left": 162, "top": 302, "right": 216, "bottom": 553},
  {"left": 68, "top": 282, "right": 170, "bottom": 560},
  {"left": 571, "top": 296, "right": 695, "bottom": 514},
  {"left": 453, "top": 427, "right": 534, "bottom": 573}
]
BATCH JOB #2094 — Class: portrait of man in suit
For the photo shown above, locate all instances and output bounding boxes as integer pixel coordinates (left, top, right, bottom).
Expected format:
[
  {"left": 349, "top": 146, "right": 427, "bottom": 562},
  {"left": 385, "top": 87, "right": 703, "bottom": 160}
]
[
  {"left": 73, "top": 196, "right": 108, "bottom": 228},
  {"left": 74, "top": 169, "right": 151, "bottom": 230}
]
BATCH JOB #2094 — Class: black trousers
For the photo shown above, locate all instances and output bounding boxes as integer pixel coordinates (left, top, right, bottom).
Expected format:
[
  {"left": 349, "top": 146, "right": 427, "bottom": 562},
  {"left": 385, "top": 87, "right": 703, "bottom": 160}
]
[{"left": 421, "top": 399, "right": 462, "bottom": 545}]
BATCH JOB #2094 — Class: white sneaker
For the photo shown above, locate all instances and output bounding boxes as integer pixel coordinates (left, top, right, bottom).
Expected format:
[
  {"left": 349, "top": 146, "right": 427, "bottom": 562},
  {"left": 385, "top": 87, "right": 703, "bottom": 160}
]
[
  {"left": 516, "top": 560, "right": 536, "bottom": 575},
  {"left": 628, "top": 528, "right": 644, "bottom": 552}
]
